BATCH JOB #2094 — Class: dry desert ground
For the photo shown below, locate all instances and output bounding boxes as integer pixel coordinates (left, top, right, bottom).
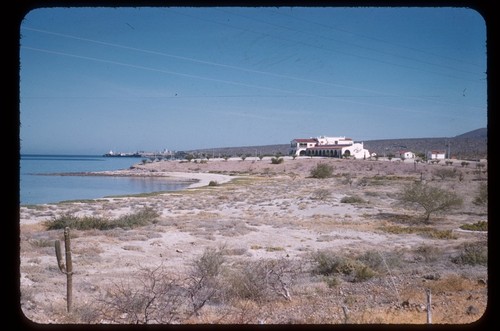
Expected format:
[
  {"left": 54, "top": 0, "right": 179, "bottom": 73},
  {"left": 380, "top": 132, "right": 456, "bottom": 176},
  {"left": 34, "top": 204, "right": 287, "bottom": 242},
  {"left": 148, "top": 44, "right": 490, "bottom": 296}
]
[{"left": 19, "top": 156, "right": 488, "bottom": 325}]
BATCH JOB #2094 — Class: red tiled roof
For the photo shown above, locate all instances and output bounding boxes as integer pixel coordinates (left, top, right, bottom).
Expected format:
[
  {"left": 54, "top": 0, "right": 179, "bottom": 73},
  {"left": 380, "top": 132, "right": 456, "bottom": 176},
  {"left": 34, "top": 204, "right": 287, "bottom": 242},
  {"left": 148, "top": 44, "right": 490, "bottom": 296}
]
[
  {"left": 293, "top": 138, "right": 317, "bottom": 143},
  {"left": 308, "top": 145, "right": 344, "bottom": 150}
]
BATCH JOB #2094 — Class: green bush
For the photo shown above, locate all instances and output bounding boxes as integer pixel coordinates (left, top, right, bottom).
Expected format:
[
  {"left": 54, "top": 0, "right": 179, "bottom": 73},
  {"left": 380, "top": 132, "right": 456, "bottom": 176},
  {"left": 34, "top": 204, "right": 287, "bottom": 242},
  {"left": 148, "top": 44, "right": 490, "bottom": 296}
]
[
  {"left": 460, "top": 221, "right": 487, "bottom": 231},
  {"left": 425, "top": 229, "right": 457, "bottom": 239},
  {"left": 271, "top": 157, "right": 284, "bottom": 164},
  {"left": 310, "top": 163, "right": 334, "bottom": 178},
  {"left": 44, "top": 207, "right": 159, "bottom": 230}
]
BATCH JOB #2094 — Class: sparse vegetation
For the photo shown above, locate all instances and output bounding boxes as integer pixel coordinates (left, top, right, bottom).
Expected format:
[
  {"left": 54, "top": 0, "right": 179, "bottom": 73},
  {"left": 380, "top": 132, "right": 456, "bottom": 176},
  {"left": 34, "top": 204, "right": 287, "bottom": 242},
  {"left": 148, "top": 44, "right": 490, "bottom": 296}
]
[
  {"left": 20, "top": 156, "right": 487, "bottom": 324},
  {"left": 433, "top": 167, "right": 457, "bottom": 180},
  {"left": 309, "top": 162, "right": 334, "bottom": 178}
]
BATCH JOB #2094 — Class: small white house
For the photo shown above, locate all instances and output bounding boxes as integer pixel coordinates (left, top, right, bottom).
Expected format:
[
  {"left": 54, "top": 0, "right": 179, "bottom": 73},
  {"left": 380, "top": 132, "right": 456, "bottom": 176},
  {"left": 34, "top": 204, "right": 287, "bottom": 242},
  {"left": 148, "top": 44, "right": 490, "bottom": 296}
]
[
  {"left": 396, "top": 150, "right": 415, "bottom": 159},
  {"left": 428, "top": 150, "right": 446, "bottom": 160}
]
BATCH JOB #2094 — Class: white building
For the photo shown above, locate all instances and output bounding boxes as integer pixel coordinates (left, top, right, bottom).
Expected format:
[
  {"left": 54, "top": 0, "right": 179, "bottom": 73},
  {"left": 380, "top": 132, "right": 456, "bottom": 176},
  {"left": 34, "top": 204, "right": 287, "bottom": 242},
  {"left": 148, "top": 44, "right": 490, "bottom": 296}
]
[
  {"left": 396, "top": 150, "right": 416, "bottom": 159},
  {"left": 428, "top": 150, "right": 446, "bottom": 160},
  {"left": 290, "top": 136, "right": 370, "bottom": 159}
]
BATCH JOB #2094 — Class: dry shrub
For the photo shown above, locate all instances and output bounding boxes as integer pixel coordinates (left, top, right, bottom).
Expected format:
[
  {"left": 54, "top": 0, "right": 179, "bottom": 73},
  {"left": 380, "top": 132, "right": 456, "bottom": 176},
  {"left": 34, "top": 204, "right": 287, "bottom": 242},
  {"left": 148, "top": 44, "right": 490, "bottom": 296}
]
[
  {"left": 96, "top": 264, "right": 185, "bottom": 324},
  {"left": 340, "top": 195, "right": 366, "bottom": 204},
  {"left": 426, "top": 274, "right": 469, "bottom": 294},
  {"left": 451, "top": 241, "right": 487, "bottom": 266},
  {"left": 186, "top": 247, "right": 226, "bottom": 316},
  {"left": 433, "top": 167, "right": 457, "bottom": 180},
  {"left": 310, "top": 163, "right": 334, "bottom": 178},
  {"left": 121, "top": 245, "right": 144, "bottom": 252},
  {"left": 473, "top": 182, "right": 487, "bottom": 206},
  {"left": 311, "top": 188, "right": 331, "bottom": 200},
  {"left": 223, "top": 258, "right": 298, "bottom": 303},
  {"left": 224, "top": 247, "right": 248, "bottom": 256},
  {"left": 310, "top": 250, "right": 377, "bottom": 282},
  {"left": 414, "top": 245, "right": 441, "bottom": 263}
]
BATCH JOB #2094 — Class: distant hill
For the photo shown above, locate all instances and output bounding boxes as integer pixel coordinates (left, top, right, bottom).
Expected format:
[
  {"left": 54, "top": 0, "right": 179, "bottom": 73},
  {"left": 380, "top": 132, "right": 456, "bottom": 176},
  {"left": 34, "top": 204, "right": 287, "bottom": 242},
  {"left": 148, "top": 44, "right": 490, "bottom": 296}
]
[
  {"left": 454, "top": 127, "right": 487, "bottom": 139},
  {"left": 186, "top": 128, "right": 487, "bottom": 161}
]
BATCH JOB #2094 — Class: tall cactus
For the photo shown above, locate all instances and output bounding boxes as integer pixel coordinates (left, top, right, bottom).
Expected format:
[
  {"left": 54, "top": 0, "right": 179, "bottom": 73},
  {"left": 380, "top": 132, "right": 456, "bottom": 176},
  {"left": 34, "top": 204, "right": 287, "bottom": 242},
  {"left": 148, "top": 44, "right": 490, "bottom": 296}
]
[{"left": 55, "top": 227, "right": 73, "bottom": 313}]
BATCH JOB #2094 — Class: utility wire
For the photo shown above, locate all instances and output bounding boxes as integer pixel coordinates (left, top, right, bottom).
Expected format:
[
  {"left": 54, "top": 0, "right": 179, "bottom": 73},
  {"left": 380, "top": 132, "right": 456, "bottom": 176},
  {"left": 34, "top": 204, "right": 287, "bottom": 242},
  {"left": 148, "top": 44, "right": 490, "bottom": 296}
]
[
  {"left": 21, "top": 26, "right": 484, "bottom": 111},
  {"left": 21, "top": 45, "right": 484, "bottom": 117},
  {"left": 272, "top": 8, "right": 484, "bottom": 69},
  {"left": 172, "top": 9, "right": 484, "bottom": 84},
  {"left": 216, "top": 8, "right": 483, "bottom": 77}
]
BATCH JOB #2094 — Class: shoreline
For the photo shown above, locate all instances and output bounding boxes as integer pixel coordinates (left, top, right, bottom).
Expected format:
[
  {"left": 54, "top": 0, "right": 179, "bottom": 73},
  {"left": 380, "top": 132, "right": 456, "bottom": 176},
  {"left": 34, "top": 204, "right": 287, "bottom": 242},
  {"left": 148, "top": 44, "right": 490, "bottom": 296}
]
[
  {"left": 21, "top": 164, "right": 238, "bottom": 206},
  {"left": 30, "top": 168, "right": 238, "bottom": 189},
  {"left": 76, "top": 169, "right": 237, "bottom": 188}
]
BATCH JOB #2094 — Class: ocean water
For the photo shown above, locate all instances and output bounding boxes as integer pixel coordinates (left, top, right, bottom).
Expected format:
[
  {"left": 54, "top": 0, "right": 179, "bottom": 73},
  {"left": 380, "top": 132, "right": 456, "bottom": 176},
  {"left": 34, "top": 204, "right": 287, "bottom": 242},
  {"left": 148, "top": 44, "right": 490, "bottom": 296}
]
[{"left": 20, "top": 155, "right": 191, "bottom": 205}]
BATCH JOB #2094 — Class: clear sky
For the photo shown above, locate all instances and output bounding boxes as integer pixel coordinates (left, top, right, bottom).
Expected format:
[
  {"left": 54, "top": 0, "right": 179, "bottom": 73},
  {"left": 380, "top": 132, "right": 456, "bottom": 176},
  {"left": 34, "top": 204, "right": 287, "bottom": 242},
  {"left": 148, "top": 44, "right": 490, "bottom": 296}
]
[{"left": 19, "top": 6, "right": 487, "bottom": 155}]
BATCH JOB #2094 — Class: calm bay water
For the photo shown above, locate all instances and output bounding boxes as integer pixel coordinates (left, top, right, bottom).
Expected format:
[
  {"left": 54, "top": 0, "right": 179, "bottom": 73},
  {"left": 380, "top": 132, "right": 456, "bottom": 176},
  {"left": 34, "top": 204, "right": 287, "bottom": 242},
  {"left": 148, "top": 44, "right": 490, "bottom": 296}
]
[{"left": 20, "top": 155, "right": 191, "bottom": 205}]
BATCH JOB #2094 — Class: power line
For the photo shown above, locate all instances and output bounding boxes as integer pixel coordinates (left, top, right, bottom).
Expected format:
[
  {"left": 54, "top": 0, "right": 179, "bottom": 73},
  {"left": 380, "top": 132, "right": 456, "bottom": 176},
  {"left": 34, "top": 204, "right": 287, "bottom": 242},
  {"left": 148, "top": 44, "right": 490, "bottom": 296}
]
[
  {"left": 21, "top": 25, "right": 484, "bottom": 111},
  {"left": 21, "top": 45, "right": 485, "bottom": 116},
  {"left": 172, "top": 9, "right": 484, "bottom": 84},
  {"left": 21, "top": 26, "right": 405, "bottom": 95},
  {"left": 272, "top": 8, "right": 484, "bottom": 69},
  {"left": 21, "top": 46, "right": 297, "bottom": 95},
  {"left": 217, "top": 8, "right": 483, "bottom": 78}
]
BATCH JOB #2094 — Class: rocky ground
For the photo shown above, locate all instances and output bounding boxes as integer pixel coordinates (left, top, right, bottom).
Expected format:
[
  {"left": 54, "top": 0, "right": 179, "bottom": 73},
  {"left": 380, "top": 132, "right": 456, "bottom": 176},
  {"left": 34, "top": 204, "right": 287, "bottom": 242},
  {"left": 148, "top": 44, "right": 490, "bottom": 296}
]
[{"left": 18, "top": 156, "right": 488, "bottom": 325}]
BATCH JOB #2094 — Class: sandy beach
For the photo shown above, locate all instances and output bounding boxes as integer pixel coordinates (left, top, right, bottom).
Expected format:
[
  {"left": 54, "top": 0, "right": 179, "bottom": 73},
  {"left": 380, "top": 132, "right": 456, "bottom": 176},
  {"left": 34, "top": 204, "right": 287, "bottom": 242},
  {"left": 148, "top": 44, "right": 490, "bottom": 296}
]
[{"left": 19, "top": 156, "right": 488, "bottom": 324}]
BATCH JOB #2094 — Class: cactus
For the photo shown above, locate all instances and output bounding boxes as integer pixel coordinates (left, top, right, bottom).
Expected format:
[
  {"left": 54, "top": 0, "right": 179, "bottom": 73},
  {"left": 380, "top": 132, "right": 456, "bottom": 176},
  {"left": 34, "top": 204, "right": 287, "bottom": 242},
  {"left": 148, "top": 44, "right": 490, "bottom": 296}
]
[{"left": 55, "top": 227, "right": 73, "bottom": 312}]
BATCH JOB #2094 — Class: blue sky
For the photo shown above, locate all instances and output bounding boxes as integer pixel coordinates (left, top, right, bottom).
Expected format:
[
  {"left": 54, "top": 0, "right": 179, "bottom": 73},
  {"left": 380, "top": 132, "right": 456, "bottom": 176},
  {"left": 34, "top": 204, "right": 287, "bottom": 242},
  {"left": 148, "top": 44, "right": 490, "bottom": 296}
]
[{"left": 19, "top": 6, "right": 487, "bottom": 155}]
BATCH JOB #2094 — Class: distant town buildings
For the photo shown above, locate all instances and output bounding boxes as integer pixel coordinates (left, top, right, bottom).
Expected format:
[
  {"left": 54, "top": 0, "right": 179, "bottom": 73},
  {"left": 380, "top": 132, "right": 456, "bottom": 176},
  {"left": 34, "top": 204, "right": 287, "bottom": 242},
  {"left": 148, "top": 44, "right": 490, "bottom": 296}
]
[{"left": 289, "top": 136, "right": 370, "bottom": 159}]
